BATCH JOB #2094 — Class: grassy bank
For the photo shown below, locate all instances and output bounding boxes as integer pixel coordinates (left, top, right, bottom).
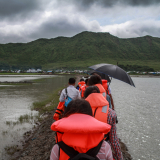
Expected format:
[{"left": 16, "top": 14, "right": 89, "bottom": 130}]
[{"left": 31, "top": 87, "right": 63, "bottom": 115}]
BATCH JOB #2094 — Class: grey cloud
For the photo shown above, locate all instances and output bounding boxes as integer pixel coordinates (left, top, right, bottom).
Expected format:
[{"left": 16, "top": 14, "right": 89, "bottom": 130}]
[
  {"left": 67, "top": 0, "right": 160, "bottom": 9},
  {"left": 27, "top": 16, "right": 89, "bottom": 41},
  {"left": 0, "top": 32, "right": 30, "bottom": 44},
  {"left": 0, "top": 0, "right": 44, "bottom": 20},
  {"left": 112, "top": 21, "right": 160, "bottom": 38},
  {"left": 122, "top": 0, "right": 160, "bottom": 6}
]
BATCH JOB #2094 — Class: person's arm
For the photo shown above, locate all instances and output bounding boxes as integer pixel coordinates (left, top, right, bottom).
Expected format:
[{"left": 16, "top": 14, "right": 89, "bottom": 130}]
[
  {"left": 77, "top": 90, "right": 81, "bottom": 99},
  {"left": 50, "top": 144, "right": 59, "bottom": 160},
  {"left": 108, "top": 110, "right": 123, "bottom": 160},
  {"left": 109, "top": 94, "right": 114, "bottom": 110},
  {"left": 59, "top": 89, "right": 65, "bottom": 102}
]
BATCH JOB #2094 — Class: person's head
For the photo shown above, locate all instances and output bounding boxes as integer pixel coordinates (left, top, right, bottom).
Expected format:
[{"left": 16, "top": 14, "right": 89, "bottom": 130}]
[
  {"left": 85, "top": 78, "right": 89, "bottom": 85},
  {"left": 88, "top": 75, "right": 102, "bottom": 86},
  {"left": 80, "top": 78, "right": 84, "bottom": 82},
  {"left": 69, "top": 78, "right": 75, "bottom": 85},
  {"left": 92, "top": 72, "right": 101, "bottom": 78},
  {"left": 63, "top": 99, "right": 93, "bottom": 117},
  {"left": 84, "top": 86, "right": 100, "bottom": 98}
]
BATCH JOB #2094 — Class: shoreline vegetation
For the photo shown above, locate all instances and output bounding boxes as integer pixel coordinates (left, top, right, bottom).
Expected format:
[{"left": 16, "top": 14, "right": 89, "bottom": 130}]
[{"left": 3, "top": 75, "right": 132, "bottom": 160}]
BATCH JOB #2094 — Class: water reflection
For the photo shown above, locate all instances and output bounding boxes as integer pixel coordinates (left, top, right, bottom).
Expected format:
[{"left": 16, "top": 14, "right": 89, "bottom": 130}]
[{"left": 0, "top": 75, "right": 72, "bottom": 159}]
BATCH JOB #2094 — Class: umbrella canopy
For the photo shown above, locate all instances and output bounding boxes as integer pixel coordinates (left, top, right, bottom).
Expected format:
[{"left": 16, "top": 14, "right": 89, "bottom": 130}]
[
  {"left": 89, "top": 63, "right": 135, "bottom": 87},
  {"left": 88, "top": 70, "right": 111, "bottom": 83}
]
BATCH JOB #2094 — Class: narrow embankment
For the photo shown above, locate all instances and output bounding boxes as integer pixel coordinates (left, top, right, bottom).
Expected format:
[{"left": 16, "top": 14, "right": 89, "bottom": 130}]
[{"left": 8, "top": 75, "right": 132, "bottom": 160}]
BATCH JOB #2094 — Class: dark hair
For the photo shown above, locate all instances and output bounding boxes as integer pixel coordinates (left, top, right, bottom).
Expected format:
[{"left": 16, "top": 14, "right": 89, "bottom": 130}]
[
  {"left": 85, "top": 78, "right": 89, "bottom": 85},
  {"left": 63, "top": 99, "right": 93, "bottom": 117},
  {"left": 80, "top": 78, "right": 84, "bottom": 82},
  {"left": 88, "top": 75, "right": 102, "bottom": 86},
  {"left": 69, "top": 78, "right": 75, "bottom": 84},
  {"left": 84, "top": 86, "right": 100, "bottom": 98}
]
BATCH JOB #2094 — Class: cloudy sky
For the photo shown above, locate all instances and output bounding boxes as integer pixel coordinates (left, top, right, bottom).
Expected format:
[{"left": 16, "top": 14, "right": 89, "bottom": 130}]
[{"left": 0, "top": 0, "right": 160, "bottom": 44}]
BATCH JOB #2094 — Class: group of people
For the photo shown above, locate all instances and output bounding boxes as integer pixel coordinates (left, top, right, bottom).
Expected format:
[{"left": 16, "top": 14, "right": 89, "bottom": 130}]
[{"left": 51, "top": 75, "right": 123, "bottom": 160}]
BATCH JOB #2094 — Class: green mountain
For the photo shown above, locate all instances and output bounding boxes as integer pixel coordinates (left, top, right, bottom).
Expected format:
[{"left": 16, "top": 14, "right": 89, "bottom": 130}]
[{"left": 0, "top": 31, "right": 160, "bottom": 71}]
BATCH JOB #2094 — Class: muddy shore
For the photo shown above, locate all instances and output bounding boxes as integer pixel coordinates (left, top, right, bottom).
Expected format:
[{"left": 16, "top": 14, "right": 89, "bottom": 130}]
[{"left": 7, "top": 75, "right": 132, "bottom": 160}]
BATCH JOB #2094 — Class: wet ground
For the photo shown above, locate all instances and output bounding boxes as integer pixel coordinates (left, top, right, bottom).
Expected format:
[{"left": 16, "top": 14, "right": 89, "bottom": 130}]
[
  {"left": 8, "top": 109, "right": 131, "bottom": 160},
  {"left": 6, "top": 75, "right": 132, "bottom": 160}
]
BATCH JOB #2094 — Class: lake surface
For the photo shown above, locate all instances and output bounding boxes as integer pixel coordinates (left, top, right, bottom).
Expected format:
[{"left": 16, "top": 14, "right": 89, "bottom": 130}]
[
  {"left": 0, "top": 75, "right": 160, "bottom": 160},
  {"left": 110, "top": 76, "right": 160, "bottom": 160},
  {"left": 0, "top": 75, "right": 73, "bottom": 159}
]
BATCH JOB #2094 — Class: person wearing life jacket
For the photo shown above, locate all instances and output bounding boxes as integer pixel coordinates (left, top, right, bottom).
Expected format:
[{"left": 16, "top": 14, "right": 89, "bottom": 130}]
[
  {"left": 78, "top": 79, "right": 86, "bottom": 98},
  {"left": 84, "top": 86, "right": 123, "bottom": 160},
  {"left": 89, "top": 75, "right": 113, "bottom": 109},
  {"left": 102, "top": 79, "right": 115, "bottom": 110},
  {"left": 53, "top": 101, "right": 65, "bottom": 121},
  {"left": 88, "top": 75, "right": 107, "bottom": 98},
  {"left": 54, "top": 78, "right": 81, "bottom": 120},
  {"left": 80, "top": 78, "right": 89, "bottom": 98},
  {"left": 50, "top": 99, "right": 113, "bottom": 160},
  {"left": 102, "top": 79, "right": 109, "bottom": 94}
]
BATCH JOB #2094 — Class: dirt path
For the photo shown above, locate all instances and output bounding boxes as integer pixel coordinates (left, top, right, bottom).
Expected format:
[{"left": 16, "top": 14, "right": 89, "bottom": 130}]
[{"left": 8, "top": 75, "right": 132, "bottom": 160}]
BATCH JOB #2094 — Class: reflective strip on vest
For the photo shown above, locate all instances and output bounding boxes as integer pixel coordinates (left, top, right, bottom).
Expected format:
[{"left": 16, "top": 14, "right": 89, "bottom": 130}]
[{"left": 102, "top": 105, "right": 108, "bottom": 113}]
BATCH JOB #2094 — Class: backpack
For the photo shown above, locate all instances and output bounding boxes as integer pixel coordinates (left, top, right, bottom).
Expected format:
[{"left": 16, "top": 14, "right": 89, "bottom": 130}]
[
  {"left": 64, "top": 88, "right": 73, "bottom": 107},
  {"left": 58, "top": 140, "right": 103, "bottom": 160}
]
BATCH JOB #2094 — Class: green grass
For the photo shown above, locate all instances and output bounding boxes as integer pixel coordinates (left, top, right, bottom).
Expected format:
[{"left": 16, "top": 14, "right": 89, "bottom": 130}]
[
  {"left": 18, "top": 114, "right": 34, "bottom": 123},
  {"left": 42, "top": 59, "right": 160, "bottom": 71},
  {"left": 42, "top": 59, "right": 118, "bottom": 70},
  {"left": 31, "top": 87, "right": 63, "bottom": 114},
  {"left": 32, "top": 78, "right": 46, "bottom": 83}
]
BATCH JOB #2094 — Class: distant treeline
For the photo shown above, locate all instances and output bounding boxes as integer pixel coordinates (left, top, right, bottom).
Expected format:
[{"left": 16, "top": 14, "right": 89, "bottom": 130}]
[
  {"left": 0, "top": 31, "right": 160, "bottom": 71},
  {"left": 118, "top": 64, "right": 154, "bottom": 72},
  {"left": 0, "top": 62, "right": 42, "bottom": 70}
]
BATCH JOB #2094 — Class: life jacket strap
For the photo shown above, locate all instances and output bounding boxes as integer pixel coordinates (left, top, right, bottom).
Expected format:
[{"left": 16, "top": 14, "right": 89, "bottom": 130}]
[{"left": 58, "top": 140, "right": 103, "bottom": 160}]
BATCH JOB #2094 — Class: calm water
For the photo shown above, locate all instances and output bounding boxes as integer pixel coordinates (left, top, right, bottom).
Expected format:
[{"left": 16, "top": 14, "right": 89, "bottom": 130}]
[
  {"left": 0, "top": 75, "right": 72, "bottom": 159},
  {"left": 0, "top": 75, "right": 159, "bottom": 160},
  {"left": 110, "top": 76, "right": 160, "bottom": 160}
]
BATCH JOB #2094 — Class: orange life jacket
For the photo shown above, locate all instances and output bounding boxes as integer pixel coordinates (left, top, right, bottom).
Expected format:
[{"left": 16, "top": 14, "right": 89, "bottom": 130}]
[
  {"left": 85, "top": 93, "right": 109, "bottom": 123},
  {"left": 80, "top": 85, "right": 86, "bottom": 98},
  {"left": 102, "top": 79, "right": 109, "bottom": 94},
  {"left": 78, "top": 81, "right": 86, "bottom": 98},
  {"left": 94, "top": 83, "right": 106, "bottom": 98},
  {"left": 78, "top": 81, "right": 86, "bottom": 90},
  {"left": 53, "top": 101, "right": 65, "bottom": 121},
  {"left": 51, "top": 114, "right": 111, "bottom": 160}
]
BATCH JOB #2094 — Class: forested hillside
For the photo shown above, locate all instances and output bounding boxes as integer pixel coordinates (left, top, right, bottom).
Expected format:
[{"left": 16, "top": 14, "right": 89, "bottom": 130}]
[{"left": 0, "top": 31, "right": 160, "bottom": 70}]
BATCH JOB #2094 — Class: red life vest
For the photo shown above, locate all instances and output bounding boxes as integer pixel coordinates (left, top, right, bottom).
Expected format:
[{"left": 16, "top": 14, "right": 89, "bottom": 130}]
[
  {"left": 102, "top": 79, "right": 109, "bottom": 94},
  {"left": 85, "top": 93, "right": 109, "bottom": 123},
  {"left": 78, "top": 81, "right": 86, "bottom": 98},
  {"left": 51, "top": 114, "right": 111, "bottom": 160},
  {"left": 80, "top": 85, "right": 86, "bottom": 98},
  {"left": 94, "top": 83, "right": 106, "bottom": 98},
  {"left": 53, "top": 101, "right": 65, "bottom": 121},
  {"left": 78, "top": 81, "right": 86, "bottom": 90}
]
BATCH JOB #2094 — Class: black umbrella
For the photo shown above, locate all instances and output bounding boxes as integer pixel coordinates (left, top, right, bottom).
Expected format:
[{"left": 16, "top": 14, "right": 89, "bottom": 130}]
[
  {"left": 88, "top": 70, "right": 111, "bottom": 83},
  {"left": 89, "top": 63, "right": 135, "bottom": 87}
]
